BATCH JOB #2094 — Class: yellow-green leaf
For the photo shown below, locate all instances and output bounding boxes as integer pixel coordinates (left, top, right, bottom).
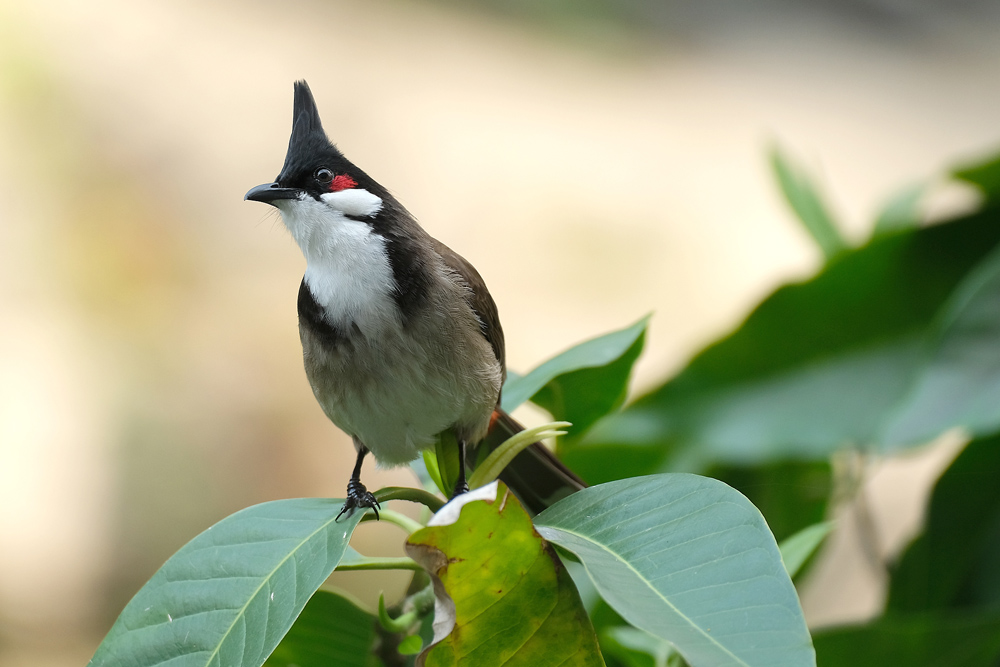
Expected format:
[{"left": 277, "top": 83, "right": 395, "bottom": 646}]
[{"left": 405, "top": 483, "right": 605, "bottom": 667}]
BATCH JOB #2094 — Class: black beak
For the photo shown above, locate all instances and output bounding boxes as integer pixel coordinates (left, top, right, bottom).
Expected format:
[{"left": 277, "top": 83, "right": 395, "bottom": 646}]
[{"left": 245, "top": 182, "right": 301, "bottom": 205}]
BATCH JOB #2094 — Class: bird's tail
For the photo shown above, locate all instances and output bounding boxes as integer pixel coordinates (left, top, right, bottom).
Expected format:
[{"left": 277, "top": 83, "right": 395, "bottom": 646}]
[{"left": 478, "top": 408, "right": 587, "bottom": 514}]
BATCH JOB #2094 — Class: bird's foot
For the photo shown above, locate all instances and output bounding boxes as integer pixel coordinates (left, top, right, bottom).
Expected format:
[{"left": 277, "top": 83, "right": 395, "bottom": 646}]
[
  {"left": 337, "top": 479, "right": 381, "bottom": 521},
  {"left": 452, "top": 480, "right": 469, "bottom": 498}
]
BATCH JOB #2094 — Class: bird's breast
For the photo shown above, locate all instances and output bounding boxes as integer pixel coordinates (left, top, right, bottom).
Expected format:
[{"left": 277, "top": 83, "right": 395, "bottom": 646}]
[
  {"left": 276, "top": 180, "right": 501, "bottom": 465},
  {"left": 298, "top": 278, "right": 502, "bottom": 467}
]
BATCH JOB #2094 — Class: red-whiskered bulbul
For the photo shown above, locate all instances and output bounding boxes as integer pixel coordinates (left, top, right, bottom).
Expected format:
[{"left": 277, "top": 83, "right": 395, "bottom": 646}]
[{"left": 245, "top": 81, "right": 584, "bottom": 518}]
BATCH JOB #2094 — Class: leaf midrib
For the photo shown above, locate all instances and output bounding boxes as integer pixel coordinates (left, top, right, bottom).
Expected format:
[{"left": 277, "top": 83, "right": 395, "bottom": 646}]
[
  {"left": 195, "top": 509, "right": 347, "bottom": 667},
  {"left": 537, "top": 523, "right": 750, "bottom": 667}
]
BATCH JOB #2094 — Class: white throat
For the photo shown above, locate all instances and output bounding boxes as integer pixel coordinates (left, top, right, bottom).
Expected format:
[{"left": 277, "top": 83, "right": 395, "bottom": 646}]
[{"left": 275, "top": 190, "right": 398, "bottom": 336}]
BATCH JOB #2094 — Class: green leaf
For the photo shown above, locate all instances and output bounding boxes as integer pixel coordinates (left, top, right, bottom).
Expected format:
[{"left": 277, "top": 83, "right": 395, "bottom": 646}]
[
  {"left": 502, "top": 316, "right": 648, "bottom": 440},
  {"left": 770, "top": 144, "right": 848, "bottom": 260},
  {"left": 779, "top": 522, "right": 834, "bottom": 579},
  {"left": 586, "top": 207, "right": 1000, "bottom": 468},
  {"left": 880, "top": 244, "right": 1000, "bottom": 447},
  {"left": 535, "top": 474, "right": 815, "bottom": 667},
  {"left": 601, "top": 626, "right": 684, "bottom": 667},
  {"left": 422, "top": 450, "right": 447, "bottom": 498},
  {"left": 561, "top": 416, "right": 673, "bottom": 486},
  {"left": 953, "top": 149, "right": 1000, "bottom": 201},
  {"left": 707, "top": 460, "right": 832, "bottom": 543},
  {"left": 872, "top": 182, "right": 925, "bottom": 236},
  {"left": 434, "top": 431, "right": 462, "bottom": 497},
  {"left": 887, "top": 434, "right": 1000, "bottom": 611},
  {"left": 405, "top": 482, "right": 606, "bottom": 667},
  {"left": 264, "top": 589, "right": 377, "bottom": 667},
  {"left": 90, "top": 499, "right": 365, "bottom": 667},
  {"left": 812, "top": 609, "right": 1000, "bottom": 666}
]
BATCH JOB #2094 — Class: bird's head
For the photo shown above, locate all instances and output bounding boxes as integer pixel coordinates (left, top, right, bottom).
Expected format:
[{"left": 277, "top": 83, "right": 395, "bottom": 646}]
[{"left": 245, "top": 81, "right": 386, "bottom": 250}]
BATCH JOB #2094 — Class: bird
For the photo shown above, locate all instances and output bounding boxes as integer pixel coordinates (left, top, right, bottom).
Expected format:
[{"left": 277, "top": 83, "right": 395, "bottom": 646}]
[{"left": 245, "top": 80, "right": 584, "bottom": 518}]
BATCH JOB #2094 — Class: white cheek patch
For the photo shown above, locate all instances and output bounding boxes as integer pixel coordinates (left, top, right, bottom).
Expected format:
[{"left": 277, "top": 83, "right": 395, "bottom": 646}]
[{"left": 320, "top": 188, "right": 383, "bottom": 217}]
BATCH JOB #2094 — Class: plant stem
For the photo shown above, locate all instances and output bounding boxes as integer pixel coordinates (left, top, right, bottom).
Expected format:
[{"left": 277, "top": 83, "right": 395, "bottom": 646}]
[
  {"left": 363, "top": 508, "right": 424, "bottom": 535},
  {"left": 375, "top": 486, "right": 445, "bottom": 512},
  {"left": 336, "top": 556, "right": 422, "bottom": 572},
  {"left": 467, "top": 421, "right": 571, "bottom": 489}
]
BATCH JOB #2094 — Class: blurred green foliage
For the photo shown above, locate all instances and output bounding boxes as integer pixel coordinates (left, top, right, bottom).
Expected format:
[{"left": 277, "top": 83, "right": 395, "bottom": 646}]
[
  {"left": 560, "top": 146, "right": 1000, "bottom": 665},
  {"left": 770, "top": 145, "right": 848, "bottom": 260}
]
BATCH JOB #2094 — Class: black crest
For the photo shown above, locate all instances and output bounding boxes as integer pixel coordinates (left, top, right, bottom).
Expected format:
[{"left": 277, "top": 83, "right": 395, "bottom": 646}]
[
  {"left": 290, "top": 81, "right": 325, "bottom": 146},
  {"left": 277, "top": 80, "right": 344, "bottom": 185}
]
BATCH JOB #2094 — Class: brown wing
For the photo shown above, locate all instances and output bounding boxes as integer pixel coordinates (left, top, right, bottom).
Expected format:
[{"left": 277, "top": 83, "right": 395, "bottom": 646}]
[
  {"left": 431, "top": 238, "right": 506, "bottom": 379},
  {"left": 433, "top": 241, "right": 587, "bottom": 512}
]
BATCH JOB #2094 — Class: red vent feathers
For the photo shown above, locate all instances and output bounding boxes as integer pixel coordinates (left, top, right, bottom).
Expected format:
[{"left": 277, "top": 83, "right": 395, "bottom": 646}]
[{"left": 330, "top": 174, "right": 357, "bottom": 192}]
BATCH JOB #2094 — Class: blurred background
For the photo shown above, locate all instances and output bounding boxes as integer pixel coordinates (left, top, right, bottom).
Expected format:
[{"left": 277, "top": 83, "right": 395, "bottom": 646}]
[{"left": 1, "top": 0, "right": 999, "bottom": 664}]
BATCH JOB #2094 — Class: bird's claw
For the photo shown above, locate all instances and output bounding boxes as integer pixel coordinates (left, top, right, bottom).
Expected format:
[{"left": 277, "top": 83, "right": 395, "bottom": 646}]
[{"left": 337, "top": 479, "right": 381, "bottom": 521}]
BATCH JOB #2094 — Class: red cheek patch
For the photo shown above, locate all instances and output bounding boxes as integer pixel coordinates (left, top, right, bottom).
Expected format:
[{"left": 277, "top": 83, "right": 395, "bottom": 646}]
[{"left": 330, "top": 174, "right": 358, "bottom": 192}]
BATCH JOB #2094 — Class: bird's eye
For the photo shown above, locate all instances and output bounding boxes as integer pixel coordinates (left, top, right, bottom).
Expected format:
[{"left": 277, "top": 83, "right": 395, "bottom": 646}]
[{"left": 315, "top": 168, "right": 333, "bottom": 183}]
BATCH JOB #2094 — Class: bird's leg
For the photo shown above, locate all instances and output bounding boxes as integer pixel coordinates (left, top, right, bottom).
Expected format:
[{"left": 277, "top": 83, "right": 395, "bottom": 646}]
[
  {"left": 337, "top": 443, "right": 381, "bottom": 521},
  {"left": 452, "top": 439, "right": 469, "bottom": 498}
]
